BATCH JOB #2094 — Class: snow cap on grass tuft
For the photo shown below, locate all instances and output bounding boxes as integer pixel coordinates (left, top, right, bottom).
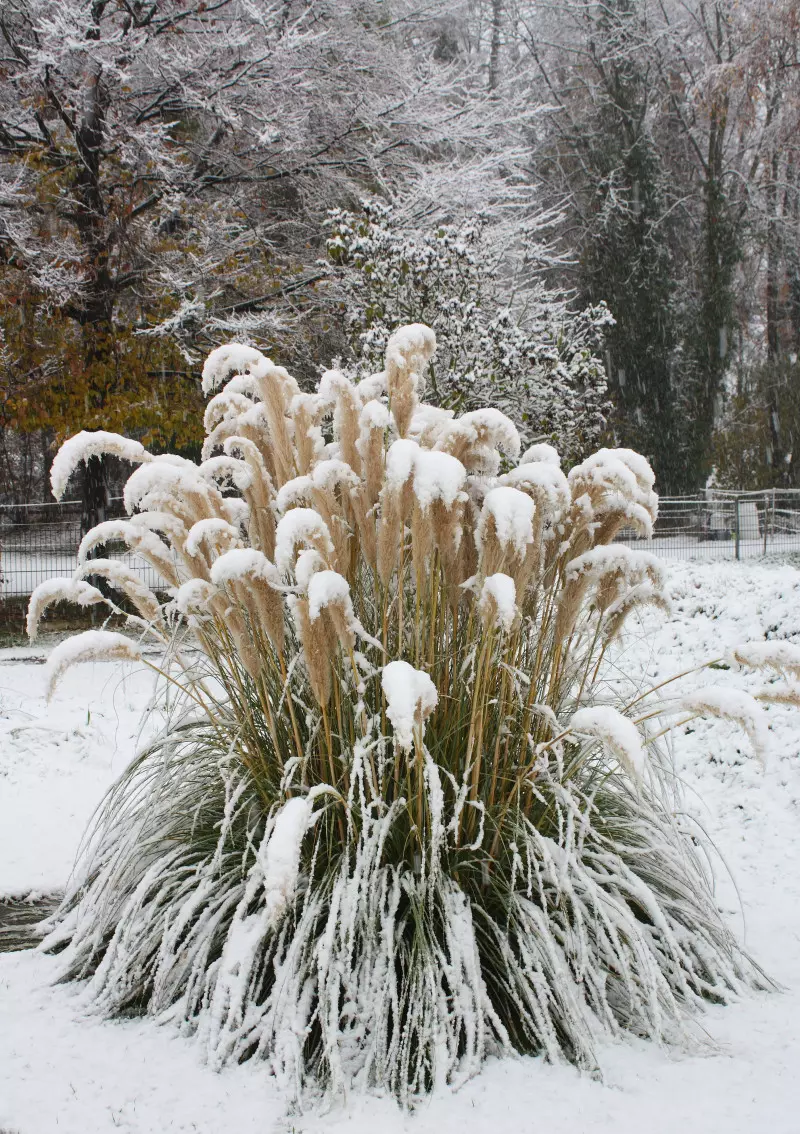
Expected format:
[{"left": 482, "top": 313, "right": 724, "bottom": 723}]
[
  {"left": 519, "top": 442, "right": 561, "bottom": 467},
  {"left": 77, "top": 520, "right": 171, "bottom": 567},
  {"left": 27, "top": 578, "right": 105, "bottom": 641},
  {"left": 381, "top": 660, "right": 438, "bottom": 752},
  {"left": 201, "top": 343, "right": 268, "bottom": 394},
  {"left": 729, "top": 640, "right": 800, "bottom": 680},
  {"left": 413, "top": 449, "right": 467, "bottom": 510},
  {"left": 185, "top": 518, "right": 243, "bottom": 559},
  {"left": 175, "top": 578, "right": 217, "bottom": 618},
  {"left": 678, "top": 688, "right": 770, "bottom": 765},
  {"left": 477, "top": 487, "right": 535, "bottom": 557},
  {"left": 479, "top": 573, "right": 517, "bottom": 633},
  {"left": 385, "top": 323, "right": 437, "bottom": 374},
  {"left": 45, "top": 630, "right": 143, "bottom": 700},
  {"left": 307, "top": 570, "right": 352, "bottom": 622},
  {"left": 51, "top": 431, "right": 151, "bottom": 501},
  {"left": 275, "top": 509, "right": 335, "bottom": 575},
  {"left": 261, "top": 797, "right": 315, "bottom": 926},
  {"left": 209, "top": 548, "right": 277, "bottom": 587},
  {"left": 569, "top": 705, "right": 648, "bottom": 780}
]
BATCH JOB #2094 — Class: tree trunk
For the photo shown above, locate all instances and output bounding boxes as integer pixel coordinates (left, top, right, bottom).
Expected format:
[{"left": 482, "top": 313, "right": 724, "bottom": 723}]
[
  {"left": 79, "top": 317, "right": 113, "bottom": 536},
  {"left": 765, "top": 149, "right": 785, "bottom": 483},
  {"left": 766, "top": 150, "right": 780, "bottom": 362},
  {"left": 489, "top": 0, "right": 502, "bottom": 91},
  {"left": 81, "top": 454, "right": 108, "bottom": 535},
  {"left": 686, "top": 96, "right": 735, "bottom": 490},
  {"left": 784, "top": 152, "right": 800, "bottom": 352}
]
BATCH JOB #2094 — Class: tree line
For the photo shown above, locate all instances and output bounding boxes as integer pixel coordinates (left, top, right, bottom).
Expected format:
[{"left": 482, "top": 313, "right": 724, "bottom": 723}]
[{"left": 1, "top": 0, "right": 798, "bottom": 517}]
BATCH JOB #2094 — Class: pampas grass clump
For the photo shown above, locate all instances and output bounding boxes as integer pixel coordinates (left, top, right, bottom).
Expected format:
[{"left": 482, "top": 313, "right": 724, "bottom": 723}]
[{"left": 34, "top": 325, "right": 772, "bottom": 1104}]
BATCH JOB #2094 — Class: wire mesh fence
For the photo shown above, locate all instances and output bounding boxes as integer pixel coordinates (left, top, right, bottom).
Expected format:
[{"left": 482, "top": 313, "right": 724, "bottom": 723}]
[
  {"left": 0, "top": 499, "right": 162, "bottom": 598},
  {"left": 3, "top": 489, "right": 800, "bottom": 600},
  {"left": 616, "top": 489, "right": 800, "bottom": 560}
]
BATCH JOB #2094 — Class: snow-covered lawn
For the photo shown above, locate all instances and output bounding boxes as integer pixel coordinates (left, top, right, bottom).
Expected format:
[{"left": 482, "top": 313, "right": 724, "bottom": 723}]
[{"left": 1, "top": 559, "right": 799, "bottom": 1133}]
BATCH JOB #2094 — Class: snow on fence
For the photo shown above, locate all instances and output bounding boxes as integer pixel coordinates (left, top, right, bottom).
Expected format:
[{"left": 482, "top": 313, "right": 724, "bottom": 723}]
[
  {"left": 3, "top": 489, "right": 800, "bottom": 599},
  {"left": 0, "top": 499, "right": 162, "bottom": 599}
]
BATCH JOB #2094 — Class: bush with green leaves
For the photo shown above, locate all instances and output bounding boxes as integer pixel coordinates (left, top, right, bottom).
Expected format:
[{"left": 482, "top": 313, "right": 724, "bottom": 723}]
[
  {"left": 325, "top": 201, "right": 612, "bottom": 462},
  {"left": 712, "top": 356, "right": 800, "bottom": 488},
  {"left": 32, "top": 325, "right": 793, "bottom": 1105}
]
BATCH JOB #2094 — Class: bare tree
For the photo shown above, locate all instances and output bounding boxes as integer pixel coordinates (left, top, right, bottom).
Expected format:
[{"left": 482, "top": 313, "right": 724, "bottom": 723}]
[{"left": 0, "top": 0, "right": 532, "bottom": 515}]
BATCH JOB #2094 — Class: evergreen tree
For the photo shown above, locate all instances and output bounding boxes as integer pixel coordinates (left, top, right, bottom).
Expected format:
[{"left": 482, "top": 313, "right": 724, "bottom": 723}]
[{"left": 576, "top": 0, "right": 683, "bottom": 491}]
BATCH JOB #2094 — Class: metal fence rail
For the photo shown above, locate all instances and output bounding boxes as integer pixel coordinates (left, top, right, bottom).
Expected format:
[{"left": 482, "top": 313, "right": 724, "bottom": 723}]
[
  {"left": 0, "top": 499, "right": 161, "bottom": 598},
  {"left": 3, "top": 489, "right": 800, "bottom": 600},
  {"left": 617, "top": 489, "right": 800, "bottom": 560}
]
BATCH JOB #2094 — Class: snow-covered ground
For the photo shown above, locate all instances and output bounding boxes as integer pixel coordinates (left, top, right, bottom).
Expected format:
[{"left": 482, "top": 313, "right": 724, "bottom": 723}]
[{"left": 1, "top": 559, "right": 800, "bottom": 1133}]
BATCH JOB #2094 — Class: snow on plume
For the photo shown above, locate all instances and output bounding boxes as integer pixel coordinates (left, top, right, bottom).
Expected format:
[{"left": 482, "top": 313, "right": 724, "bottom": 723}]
[
  {"left": 294, "top": 549, "right": 327, "bottom": 591},
  {"left": 677, "top": 688, "right": 770, "bottom": 764},
  {"left": 596, "top": 492, "right": 656, "bottom": 538},
  {"left": 72, "top": 559, "right": 162, "bottom": 624},
  {"left": 45, "top": 630, "right": 143, "bottom": 700},
  {"left": 210, "top": 548, "right": 277, "bottom": 587},
  {"left": 457, "top": 408, "right": 521, "bottom": 459},
  {"left": 277, "top": 462, "right": 358, "bottom": 515},
  {"left": 408, "top": 403, "right": 455, "bottom": 446},
  {"left": 129, "top": 510, "right": 187, "bottom": 544},
  {"left": 51, "top": 431, "right": 151, "bottom": 501},
  {"left": 569, "top": 448, "right": 658, "bottom": 524},
  {"left": 520, "top": 442, "right": 561, "bottom": 467},
  {"left": 185, "top": 519, "right": 243, "bottom": 559},
  {"left": 385, "top": 323, "right": 437, "bottom": 375},
  {"left": 199, "top": 456, "right": 253, "bottom": 493},
  {"left": 381, "top": 660, "right": 438, "bottom": 752},
  {"left": 274, "top": 509, "right": 334, "bottom": 575},
  {"left": 611, "top": 447, "right": 657, "bottom": 492},
  {"left": 222, "top": 497, "right": 250, "bottom": 532},
  {"left": 569, "top": 706, "right": 648, "bottom": 781},
  {"left": 729, "top": 640, "right": 800, "bottom": 679},
  {"left": 479, "top": 574, "right": 517, "bottom": 633},
  {"left": 175, "top": 578, "right": 217, "bottom": 617},
  {"left": 310, "top": 459, "right": 359, "bottom": 492},
  {"left": 383, "top": 438, "right": 467, "bottom": 509},
  {"left": 201, "top": 344, "right": 268, "bottom": 395},
  {"left": 288, "top": 391, "right": 322, "bottom": 418},
  {"left": 222, "top": 373, "right": 260, "bottom": 398},
  {"left": 566, "top": 545, "right": 665, "bottom": 588},
  {"left": 358, "top": 398, "right": 392, "bottom": 435},
  {"left": 501, "top": 463, "right": 571, "bottom": 518},
  {"left": 384, "top": 438, "right": 420, "bottom": 492},
  {"left": 317, "top": 368, "right": 357, "bottom": 410},
  {"left": 355, "top": 372, "right": 387, "bottom": 401},
  {"left": 27, "top": 578, "right": 105, "bottom": 641},
  {"left": 203, "top": 391, "right": 253, "bottom": 435},
  {"left": 569, "top": 449, "right": 638, "bottom": 496},
  {"left": 307, "top": 570, "right": 352, "bottom": 622},
  {"left": 276, "top": 475, "right": 313, "bottom": 514},
  {"left": 413, "top": 450, "right": 467, "bottom": 510},
  {"left": 123, "top": 461, "right": 204, "bottom": 515},
  {"left": 437, "top": 407, "right": 521, "bottom": 462},
  {"left": 477, "top": 487, "right": 535, "bottom": 556},
  {"left": 77, "top": 519, "right": 168, "bottom": 564}
]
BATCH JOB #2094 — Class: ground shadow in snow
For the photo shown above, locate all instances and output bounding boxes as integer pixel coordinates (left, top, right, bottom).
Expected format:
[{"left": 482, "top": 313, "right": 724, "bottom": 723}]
[{"left": 0, "top": 895, "right": 61, "bottom": 953}]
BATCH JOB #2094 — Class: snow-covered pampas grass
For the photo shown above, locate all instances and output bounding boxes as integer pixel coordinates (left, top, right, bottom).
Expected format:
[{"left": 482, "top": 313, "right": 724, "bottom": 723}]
[{"left": 35, "top": 325, "right": 778, "bottom": 1104}]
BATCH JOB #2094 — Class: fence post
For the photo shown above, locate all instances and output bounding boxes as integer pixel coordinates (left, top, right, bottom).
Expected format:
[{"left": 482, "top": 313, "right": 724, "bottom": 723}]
[
  {"left": 734, "top": 496, "right": 741, "bottom": 561},
  {"left": 763, "top": 492, "right": 769, "bottom": 556}
]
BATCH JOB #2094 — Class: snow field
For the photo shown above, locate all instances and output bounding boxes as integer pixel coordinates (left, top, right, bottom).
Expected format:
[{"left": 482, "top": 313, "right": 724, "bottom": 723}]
[{"left": 0, "top": 559, "right": 799, "bottom": 1133}]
